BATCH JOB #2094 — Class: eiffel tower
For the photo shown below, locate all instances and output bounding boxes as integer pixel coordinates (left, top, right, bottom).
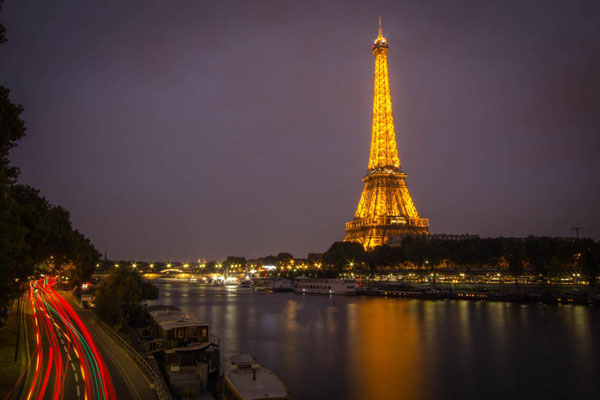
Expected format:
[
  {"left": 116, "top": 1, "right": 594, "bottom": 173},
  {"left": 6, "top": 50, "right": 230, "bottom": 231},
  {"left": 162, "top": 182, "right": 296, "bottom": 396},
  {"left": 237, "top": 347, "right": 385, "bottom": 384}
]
[{"left": 344, "top": 18, "right": 429, "bottom": 249}]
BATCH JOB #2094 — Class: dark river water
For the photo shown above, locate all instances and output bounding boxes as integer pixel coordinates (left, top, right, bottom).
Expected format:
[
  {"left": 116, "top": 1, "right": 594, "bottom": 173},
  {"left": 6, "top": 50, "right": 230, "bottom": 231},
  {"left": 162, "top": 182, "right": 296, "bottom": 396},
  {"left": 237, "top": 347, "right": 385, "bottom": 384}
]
[{"left": 147, "top": 283, "right": 600, "bottom": 400}]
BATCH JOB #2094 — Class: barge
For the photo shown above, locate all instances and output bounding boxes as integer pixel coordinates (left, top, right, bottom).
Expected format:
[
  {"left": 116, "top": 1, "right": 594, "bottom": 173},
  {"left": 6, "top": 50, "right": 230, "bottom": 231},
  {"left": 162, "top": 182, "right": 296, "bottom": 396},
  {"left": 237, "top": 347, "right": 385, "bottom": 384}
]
[
  {"left": 143, "top": 305, "right": 220, "bottom": 398},
  {"left": 223, "top": 354, "right": 290, "bottom": 400},
  {"left": 293, "top": 276, "right": 356, "bottom": 295}
]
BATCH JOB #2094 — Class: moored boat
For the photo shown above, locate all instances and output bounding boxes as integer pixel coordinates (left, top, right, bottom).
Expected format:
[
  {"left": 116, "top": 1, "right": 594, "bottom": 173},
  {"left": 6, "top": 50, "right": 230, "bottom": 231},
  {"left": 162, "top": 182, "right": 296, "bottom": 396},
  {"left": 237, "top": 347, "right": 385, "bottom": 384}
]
[
  {"left": 143, "top": 305, "right": 221, "bottom": 397},
  {"left": 272, "top": 278, "right": 293, "bottom": 292},
  {"left": 293, "top": 276, "right": 356, "bottom": 295},
  {"left": 252, "top": 278, "right": 273, "bottom": 292},
  {"left": 223, "top": 354, "right": 290, "bottom": 400},
  {"left": 251, "top": 278, "right": 292, "bottom": 292}
]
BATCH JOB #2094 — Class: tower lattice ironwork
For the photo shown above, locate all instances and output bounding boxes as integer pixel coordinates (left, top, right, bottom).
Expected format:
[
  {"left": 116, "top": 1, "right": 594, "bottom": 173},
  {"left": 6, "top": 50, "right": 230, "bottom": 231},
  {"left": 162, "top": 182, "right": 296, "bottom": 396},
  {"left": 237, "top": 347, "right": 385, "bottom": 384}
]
[{"left": 344, "top": 17, "right": 429, "bottom": 249}]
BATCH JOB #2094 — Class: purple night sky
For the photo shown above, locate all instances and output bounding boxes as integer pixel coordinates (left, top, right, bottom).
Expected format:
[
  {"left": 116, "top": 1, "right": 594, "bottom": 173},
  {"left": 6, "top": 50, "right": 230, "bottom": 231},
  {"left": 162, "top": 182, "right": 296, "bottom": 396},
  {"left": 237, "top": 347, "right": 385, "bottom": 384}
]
[{"left": 1, "top": 1, "right": 599, "bottom": 261}]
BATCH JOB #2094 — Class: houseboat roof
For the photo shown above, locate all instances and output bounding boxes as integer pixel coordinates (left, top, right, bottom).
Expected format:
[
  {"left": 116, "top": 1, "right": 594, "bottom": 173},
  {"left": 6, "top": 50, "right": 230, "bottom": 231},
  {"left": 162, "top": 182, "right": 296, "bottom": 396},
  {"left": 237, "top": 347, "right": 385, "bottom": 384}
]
[
  {"left": 148, "top": 305, "right": 207, "bottom": 331},
  {"left": 225, "top": 356, "right": 290, "bottom": 400}
]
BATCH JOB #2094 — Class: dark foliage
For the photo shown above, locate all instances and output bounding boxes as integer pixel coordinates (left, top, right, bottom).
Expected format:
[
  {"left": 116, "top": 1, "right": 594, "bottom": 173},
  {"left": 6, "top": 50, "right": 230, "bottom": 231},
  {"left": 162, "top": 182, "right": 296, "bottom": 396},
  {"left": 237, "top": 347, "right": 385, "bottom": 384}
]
[
  {"left": 95, "top": 267, "right": 159, "bottom": 330},
  {"left": 322, "top": 241, "right": 365, "bottom": 270},
  {"left": 224, "top": 256, "right": 246, "bottom": 267},
  {"left": 320, "top": 237, "right": 599, "bottom": 283}
]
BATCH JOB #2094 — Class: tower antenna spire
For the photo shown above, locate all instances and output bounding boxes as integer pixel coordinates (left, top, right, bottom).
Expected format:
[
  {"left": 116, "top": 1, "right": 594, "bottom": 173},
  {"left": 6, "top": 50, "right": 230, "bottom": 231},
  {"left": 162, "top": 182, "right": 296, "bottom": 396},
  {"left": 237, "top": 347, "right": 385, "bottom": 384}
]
[{"left": 378, "top": 16, "right": 382, "bottom": 38}]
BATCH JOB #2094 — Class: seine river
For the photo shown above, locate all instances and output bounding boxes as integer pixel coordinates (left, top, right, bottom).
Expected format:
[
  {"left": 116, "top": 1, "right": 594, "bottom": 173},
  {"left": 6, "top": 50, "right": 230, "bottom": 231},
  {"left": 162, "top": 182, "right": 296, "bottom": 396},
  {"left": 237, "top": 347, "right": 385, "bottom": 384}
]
[{"left": 147, "top": 283, "right": 600, "bottom": 400}]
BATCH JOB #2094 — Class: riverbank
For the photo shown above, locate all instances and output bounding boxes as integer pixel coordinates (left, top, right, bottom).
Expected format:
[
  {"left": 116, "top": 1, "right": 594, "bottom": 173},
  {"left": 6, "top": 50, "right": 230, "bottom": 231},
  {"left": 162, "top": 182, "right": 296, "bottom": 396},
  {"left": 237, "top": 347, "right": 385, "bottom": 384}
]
[
  {"left": 364, "top": 281, "right": 600, "bottom": 304},
  {"left": 366, "top": 286, "right": 600, "bottom": 304}
]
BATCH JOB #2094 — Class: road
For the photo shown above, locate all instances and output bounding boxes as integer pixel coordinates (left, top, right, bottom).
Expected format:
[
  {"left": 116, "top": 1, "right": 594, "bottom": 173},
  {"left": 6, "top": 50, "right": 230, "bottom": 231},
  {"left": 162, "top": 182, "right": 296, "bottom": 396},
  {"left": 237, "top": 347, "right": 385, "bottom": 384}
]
[
  {"left": 6, "top": 277, "right": 159, "bottom": 400},
  {"left": 69, "top": 299, "right": 158, "bottom": 400},
  {"left": 12, "top": 277, "right": 116, "bottom": 400}
]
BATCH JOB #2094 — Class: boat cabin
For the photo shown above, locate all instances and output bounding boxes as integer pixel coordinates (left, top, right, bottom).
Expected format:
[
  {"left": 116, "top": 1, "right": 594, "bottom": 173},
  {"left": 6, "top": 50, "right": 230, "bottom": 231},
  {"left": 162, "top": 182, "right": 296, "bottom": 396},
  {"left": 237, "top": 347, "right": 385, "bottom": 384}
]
[{"left": 146, "top": 305, "right": 211, "bottom": 351}]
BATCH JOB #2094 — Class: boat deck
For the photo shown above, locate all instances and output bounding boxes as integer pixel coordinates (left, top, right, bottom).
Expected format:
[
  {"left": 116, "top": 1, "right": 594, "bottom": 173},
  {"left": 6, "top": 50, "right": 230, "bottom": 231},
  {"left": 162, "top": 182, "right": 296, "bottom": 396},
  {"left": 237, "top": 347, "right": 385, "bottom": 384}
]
[{"left": 225, "top": 366, "right": 289, "bottom": 399}]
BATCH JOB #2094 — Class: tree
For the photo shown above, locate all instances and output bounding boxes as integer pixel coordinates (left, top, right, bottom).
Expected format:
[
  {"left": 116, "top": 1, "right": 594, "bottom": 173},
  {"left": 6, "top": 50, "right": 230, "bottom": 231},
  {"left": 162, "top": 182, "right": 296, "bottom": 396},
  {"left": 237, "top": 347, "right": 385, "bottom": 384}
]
[
  {"left": 0, "top": 45, "right": 28, "bottom": 324},
  {"left": 0, "top": 1, "right": 5, "bottom": 43},
  {"left": 402, "top": 236, "right": 428, "bottom": 267},
  {"left": 307, "top": 252, "right": 323, "bottom": 266},
  {"left": 424, "top": 240, "right": 449, "bottom": 287},
  {"left": 277, "top": 252, "right": 294, "bottom": 266},
  {"left": 224, "top": 256, "right": 246, "bottom": 269},
  {"left": 95, "top": 267, "right": 158, "bottom": 330},
  {"left": 205, "top": 260, "right": 216, "bottom": 273},
  {"left": 579, "top": 246, "right": 600, "bottom": 289},
  {"left": 548, "top": 256, "right": 562, "bottom": 280},
  {"left": 322, "top": 242, "right": 365, "bottom": 272},
  {"left": 257, "top": 255, "right": 278, "bottom": 267},
  {"left": 524, "top": 237, "right": 554, "bottom": 282},
  {"left": 365, "top": 245, "right": 392, "bottom": 270},
  {"left": 10, "top": 184, "right": 100, "bottom": 284},
  {"left": 66, "top": 230, "right": 102, "bottom": 285},
  {"left": 505, "top": 239, "right": 525, "bottom": 291}
]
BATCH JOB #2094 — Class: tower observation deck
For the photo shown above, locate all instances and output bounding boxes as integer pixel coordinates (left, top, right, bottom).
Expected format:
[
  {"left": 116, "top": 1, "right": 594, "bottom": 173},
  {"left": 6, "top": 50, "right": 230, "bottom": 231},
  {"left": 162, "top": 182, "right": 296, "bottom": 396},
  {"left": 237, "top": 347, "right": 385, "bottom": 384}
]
[{"left": 344, "top": 17, "right": 429, "bottom": 249}]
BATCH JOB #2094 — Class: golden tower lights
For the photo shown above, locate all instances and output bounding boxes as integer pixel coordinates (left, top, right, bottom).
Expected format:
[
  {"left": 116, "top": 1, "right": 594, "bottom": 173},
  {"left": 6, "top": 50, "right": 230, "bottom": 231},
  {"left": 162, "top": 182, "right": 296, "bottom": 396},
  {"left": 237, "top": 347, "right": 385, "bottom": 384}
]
[{"left": 344, "top": 17, "right": 429, "bottom": 249}]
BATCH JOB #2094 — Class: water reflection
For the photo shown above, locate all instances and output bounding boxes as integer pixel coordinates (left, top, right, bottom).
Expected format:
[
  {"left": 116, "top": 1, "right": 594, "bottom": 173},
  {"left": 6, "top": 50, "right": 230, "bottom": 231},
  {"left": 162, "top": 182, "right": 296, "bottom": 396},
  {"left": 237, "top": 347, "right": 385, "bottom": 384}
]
[
  {"left": 285, "top": 299, "right": 299, "bottom": 331},
  {"left": 349, "top": 299, "right": 423, "bottom": 399},
  {"left": 148, "top": 284, "right": 600, "bottom": 400}
]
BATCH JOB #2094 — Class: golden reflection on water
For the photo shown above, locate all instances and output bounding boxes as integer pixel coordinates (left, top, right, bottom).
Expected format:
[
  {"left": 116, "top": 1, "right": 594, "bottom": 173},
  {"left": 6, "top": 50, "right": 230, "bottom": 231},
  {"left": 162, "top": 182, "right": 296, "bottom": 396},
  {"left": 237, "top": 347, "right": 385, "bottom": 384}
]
[
  {"left": 349, "top": 298, "right": 423, "bottom": 399},
  {"left": 285, "top": 299, "right": 299, "bottom": 331}
]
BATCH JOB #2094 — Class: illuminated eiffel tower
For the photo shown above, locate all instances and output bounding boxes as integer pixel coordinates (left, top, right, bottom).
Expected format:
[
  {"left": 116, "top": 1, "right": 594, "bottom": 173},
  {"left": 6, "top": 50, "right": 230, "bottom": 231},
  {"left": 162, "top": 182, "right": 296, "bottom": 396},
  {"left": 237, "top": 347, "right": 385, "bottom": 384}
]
[{"left": 344, "top": 18, "right": 429, "bottom": 249}]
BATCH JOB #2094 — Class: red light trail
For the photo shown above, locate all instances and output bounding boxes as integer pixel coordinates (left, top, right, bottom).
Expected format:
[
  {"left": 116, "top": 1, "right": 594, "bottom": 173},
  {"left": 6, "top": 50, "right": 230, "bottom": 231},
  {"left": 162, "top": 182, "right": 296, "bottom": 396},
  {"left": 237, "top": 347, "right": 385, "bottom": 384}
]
[{"left": 7, "top": 278, "right": 116, "bottom": 400}]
